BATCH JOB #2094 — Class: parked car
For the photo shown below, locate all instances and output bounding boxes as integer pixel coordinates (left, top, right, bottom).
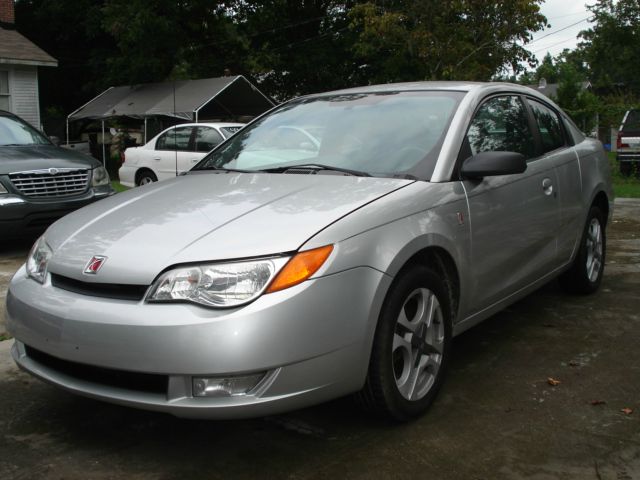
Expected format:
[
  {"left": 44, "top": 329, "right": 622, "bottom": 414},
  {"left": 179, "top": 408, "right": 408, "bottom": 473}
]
[
  {"left": 616, "top": 109, "right": 640, "bottom": 176},
  {"left": 0, "top": 110, "right": 113, "bottom": 238},
  {"left": 7, "top": 82, "right": 612, "bottom": 421},
  {"left": 118, "top": 122, "right": 244, "bottom": 187}
]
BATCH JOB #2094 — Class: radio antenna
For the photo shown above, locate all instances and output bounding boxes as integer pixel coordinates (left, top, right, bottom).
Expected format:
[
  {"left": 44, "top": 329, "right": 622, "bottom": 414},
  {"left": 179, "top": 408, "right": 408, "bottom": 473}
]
[{"left": 173, "top": 78, "right": 178, "bottom": 178}]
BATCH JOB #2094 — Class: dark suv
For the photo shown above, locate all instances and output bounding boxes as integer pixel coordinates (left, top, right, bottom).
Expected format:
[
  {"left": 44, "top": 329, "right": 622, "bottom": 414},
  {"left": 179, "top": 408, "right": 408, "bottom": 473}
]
[
  {"left": 616, "top": 109, "right": 640, "bottom": 176},
  {"left": 0, "top": 110, "right": 114, "bottom": 237}
]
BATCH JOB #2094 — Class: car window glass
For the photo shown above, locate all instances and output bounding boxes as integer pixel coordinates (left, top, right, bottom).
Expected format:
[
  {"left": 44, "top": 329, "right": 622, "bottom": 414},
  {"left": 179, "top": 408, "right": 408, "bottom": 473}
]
[
  {"left": 156, "top": 126, "right": 192, "bottom": 151},
  {"left": 220, "top": 126, "right": 243, "bottom": 137},
  {"left": 467, "top": 96, "right": 535, "bottom": 159},
  {"left": 0, "top": 114, "right": 50, "bottom": 146},
  {"left": 194, "top": 91, "right": 464, "bottom": 179},
  {"left": 194, "top": 127, "right": 223, "bottom": 152},
  {"left": 528, "top": 99, "right": 565, "bottom": 153}
]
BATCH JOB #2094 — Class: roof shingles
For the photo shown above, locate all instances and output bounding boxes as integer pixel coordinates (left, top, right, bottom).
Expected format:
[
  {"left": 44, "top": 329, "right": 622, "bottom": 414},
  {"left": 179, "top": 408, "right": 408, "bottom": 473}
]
[{"left": 0, "top": 27, "right": 57, "bottom": 66}]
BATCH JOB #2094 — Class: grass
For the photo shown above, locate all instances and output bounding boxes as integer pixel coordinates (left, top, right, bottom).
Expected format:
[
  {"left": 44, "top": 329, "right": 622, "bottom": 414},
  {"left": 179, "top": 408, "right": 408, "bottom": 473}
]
[
  {"left": 110, "top": 180, "right": 130, "bottom": 193},
  {"left": 608, "top": 152, "right": 640, "bottom": 198}
]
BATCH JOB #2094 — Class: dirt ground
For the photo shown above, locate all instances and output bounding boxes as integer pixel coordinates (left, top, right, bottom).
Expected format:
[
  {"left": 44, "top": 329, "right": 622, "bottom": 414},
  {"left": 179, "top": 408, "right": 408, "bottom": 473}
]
[{"left": 0, "top": 199, "right": 638, "bottom": 480}]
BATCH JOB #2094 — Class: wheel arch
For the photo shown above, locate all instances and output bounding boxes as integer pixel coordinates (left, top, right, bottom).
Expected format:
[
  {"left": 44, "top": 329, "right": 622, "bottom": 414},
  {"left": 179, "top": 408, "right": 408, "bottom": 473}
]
[
  {"left": 591, "top": 190, "right": 610, "bottom": 226},
  {"left": 135, "top": 167, "right": 157, "bottom": 184},
  {"left": 393, "top": 246, "right": 461, "bottom": 323}
]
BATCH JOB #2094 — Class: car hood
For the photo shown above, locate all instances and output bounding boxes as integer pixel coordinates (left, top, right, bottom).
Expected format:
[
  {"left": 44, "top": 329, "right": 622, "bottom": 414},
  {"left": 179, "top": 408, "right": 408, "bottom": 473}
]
[
  {"left": 0, "top": 145, "right": 100, "bottom": 174},
  {"left": 45, "top": 172, "right": 413, "bottom": 284}
]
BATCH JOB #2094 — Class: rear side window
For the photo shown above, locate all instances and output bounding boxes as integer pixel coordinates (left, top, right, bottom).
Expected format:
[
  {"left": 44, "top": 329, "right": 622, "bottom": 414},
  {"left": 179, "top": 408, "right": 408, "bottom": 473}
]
[
  {"left": 621, "top": 110, "right": 640, "bottom": 131},
  {"left": 194, "top": 127, "right": 223, "bottom": 152},
  {"left": 528, "top": 99, "right": 565, "bottom": 153},
  {"left": 156, "top": 126, "right": 193, "bottom": 151},
  {"left": 467, "top": 95, "right": 536, "bottom": 159}
]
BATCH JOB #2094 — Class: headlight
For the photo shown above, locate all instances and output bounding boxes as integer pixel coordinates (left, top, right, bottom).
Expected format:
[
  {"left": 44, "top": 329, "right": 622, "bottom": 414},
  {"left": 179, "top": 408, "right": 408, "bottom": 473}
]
[
  {"left": 26, "top": 236, "right": 53, "bottom": 284},
  {"left": 146, "top": 245, "right": 334, "bottom": 308},
  {"left": 91, "top": 166, "right": 110, "bottom": 187},
  {"left": 146, "top": 257, "right": 290, "bottom": 308},
  {"left": 0, "top": 181, "right": 8, "bottom": 194}
]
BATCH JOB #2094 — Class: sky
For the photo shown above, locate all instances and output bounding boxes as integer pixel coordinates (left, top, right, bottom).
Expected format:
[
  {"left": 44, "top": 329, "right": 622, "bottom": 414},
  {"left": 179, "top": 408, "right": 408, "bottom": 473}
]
[{"left": 529, "top": 0, "right": 593, "bottom": 60}]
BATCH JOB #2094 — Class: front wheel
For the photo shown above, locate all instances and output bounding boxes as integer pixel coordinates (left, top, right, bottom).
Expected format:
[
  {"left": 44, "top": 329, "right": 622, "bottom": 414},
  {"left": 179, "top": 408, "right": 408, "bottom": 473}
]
[
  {"left": 357, "top": 264, "right": 452, "bottom": 421},
  {"left": 559, "top": 206, "right": 606, "bottom": 294}
]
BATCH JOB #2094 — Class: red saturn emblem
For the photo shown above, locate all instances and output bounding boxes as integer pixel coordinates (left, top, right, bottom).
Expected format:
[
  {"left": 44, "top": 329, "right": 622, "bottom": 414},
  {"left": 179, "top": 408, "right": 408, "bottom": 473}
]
[{"left": 84, "top": 256, "right": 107, "bottom": 274}]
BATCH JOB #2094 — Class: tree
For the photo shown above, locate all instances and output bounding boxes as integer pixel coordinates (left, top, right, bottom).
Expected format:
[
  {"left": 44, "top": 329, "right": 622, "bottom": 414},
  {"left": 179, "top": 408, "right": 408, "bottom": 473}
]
[
  {"left": 347, "top": 0, "right": 547, "bottom": 84},
  {"left": 579, "top": 0, "right": 640, "bottom": 95},
  {"left": 101, "top": 0, "right": 247, "bottom": 85}
]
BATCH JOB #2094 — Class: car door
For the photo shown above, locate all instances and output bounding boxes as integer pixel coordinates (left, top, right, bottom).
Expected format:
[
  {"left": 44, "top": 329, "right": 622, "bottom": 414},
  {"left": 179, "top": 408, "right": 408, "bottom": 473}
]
[
  {"left": 461, "top": 94, "right": 560, "bottom": 313},
  {"left": 526, "top": 97, "right": 583, "bottom": 265},
  {"left": 154, "top": 126, "right": 194, "bottom": 180}
]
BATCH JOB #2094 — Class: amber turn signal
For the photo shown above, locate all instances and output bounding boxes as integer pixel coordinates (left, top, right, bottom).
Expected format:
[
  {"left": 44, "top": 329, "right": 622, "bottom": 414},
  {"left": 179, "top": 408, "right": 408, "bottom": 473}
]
[{"left": 266, "top": 245, "right": 334, "bottom": 293}]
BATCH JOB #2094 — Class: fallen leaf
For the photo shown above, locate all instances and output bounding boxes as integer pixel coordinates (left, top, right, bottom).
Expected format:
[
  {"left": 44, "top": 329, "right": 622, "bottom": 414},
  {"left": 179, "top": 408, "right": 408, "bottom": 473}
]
[
  {"left": 569, "top": 361, "right": 581, "bottom": 367},
  {"left": 547, "top": 377, "right": 561, "bottom": 386},
  {"left": 590, "top": 400, "right": 606, "bottom": 406},
  {"left": 621, "top": 408, "right": 633, "bottom": 415}
]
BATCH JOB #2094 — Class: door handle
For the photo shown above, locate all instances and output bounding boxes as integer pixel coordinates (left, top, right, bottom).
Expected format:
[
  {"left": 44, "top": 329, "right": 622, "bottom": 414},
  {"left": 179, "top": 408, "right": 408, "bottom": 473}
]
[
  {"left": 153, "top": 157, "right": 161, "bottom": 161},
  {"left": 542, "top": 178, "right": 554, "bottom": 196}
]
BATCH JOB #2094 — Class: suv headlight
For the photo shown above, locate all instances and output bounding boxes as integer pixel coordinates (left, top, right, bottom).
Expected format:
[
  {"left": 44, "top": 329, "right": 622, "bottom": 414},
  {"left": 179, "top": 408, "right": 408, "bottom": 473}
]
[
  {"left": 26, "top": 236, "right": 53, "bottom": 284},
  {"left": 92, "top": 166, "right": 110, "bottom": 187},
  {"left": 146, "top": 245, "right": 334, "bottom": 308},
  {"left": 0, "top": 182, "right": 7, "bottom": 194}
]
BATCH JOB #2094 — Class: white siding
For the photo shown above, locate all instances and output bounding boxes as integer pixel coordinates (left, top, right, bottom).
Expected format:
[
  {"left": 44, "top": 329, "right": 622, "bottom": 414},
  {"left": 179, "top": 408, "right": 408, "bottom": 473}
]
[{"left": 7, "top": 65, "right": 41, "bottom": 127}]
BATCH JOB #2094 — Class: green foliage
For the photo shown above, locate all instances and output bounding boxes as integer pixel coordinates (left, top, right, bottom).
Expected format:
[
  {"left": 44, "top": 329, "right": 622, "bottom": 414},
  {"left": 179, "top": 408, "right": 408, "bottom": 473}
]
[
  {"left": 15, "top": 0, "right": 549, "bottom": 109},
  {"left": 348, "top": 1, "right": 547, "bottom": 83},
  {"left": 579, "top": 0, "right": 640, "bottom": 95},
  {"left": 608, "top": 153, "right": 640, "bottom": 198}
]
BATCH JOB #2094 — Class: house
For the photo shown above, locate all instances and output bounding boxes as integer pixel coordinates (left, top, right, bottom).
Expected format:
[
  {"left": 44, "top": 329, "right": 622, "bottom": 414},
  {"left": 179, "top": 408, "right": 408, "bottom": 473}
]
[
  {"left": 0, "top": 0, "right": 57, "bottom": 128},
  {"left": 526, "top": 78, "right": 592, "bottom": 100}
]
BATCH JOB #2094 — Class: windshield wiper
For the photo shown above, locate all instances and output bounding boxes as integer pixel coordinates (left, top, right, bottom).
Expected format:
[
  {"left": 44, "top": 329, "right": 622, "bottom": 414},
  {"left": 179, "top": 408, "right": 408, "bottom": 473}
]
[
  {"left": 193, "top": 166, "right": 255, "bottom": 174},
  {"left": 259, "top": 163, "right": 371, "bottom": 177}
]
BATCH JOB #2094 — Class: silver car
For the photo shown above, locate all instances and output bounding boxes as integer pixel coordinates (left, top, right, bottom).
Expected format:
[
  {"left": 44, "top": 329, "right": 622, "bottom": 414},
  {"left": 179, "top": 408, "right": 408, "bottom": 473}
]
[{"left": 6, "top": 82, "right": 612, "bottom": 421}]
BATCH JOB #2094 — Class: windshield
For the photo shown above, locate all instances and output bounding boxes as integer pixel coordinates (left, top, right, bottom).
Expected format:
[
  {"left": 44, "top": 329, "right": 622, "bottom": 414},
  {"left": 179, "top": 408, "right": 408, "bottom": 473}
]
[
  {"left": 0, "top": 115, "right": 50, "bottom": 146},
  {"left": 193, "top": 91, "right": 464, "bottom": 179}
]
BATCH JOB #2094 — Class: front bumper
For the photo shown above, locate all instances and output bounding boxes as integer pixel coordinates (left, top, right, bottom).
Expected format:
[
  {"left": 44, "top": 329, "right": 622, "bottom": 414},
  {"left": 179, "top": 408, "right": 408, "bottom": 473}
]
[
  {"left": 0, "top": 187, "right": 114, "bottom": 236},
  {"left": 7, "top": 265, "right": 389, "bottom": 419}
]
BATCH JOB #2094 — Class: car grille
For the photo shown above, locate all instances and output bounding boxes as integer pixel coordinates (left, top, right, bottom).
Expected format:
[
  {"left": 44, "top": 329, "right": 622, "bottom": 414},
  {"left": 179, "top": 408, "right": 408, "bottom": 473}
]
[
  {"left": 9, "top": 168, "right": 90, "bottom": 197},
  {"left": 50, "top": 273, "right": 149, "bottom": 301},
  {"left": 25, "top": 345, "right": 169, "bottom": 394}
]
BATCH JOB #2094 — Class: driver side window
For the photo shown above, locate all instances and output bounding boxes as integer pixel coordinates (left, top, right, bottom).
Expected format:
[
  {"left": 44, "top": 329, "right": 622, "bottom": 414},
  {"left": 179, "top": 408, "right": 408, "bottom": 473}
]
[{"left": 467, "top": 96, "right": 535, "bottom": 159}]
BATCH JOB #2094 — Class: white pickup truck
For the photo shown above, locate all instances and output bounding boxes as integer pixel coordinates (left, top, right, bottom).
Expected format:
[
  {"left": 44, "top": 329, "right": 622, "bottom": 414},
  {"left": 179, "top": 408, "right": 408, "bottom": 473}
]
[{"left": 617, "top": 110, "right": 640, "bottom": 176}]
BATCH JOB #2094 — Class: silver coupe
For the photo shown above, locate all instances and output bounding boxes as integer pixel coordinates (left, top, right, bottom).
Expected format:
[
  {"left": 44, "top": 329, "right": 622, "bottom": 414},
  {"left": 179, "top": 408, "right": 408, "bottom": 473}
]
[{"left": 6, "top": 82, "right": 612, "bottom": 420}]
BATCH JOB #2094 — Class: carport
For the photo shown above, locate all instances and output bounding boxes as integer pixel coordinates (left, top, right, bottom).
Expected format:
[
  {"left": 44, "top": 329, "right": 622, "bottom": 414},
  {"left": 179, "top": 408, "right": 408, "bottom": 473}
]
[{"left": 66, "top": 75, "right": 275, "bottom": 162}]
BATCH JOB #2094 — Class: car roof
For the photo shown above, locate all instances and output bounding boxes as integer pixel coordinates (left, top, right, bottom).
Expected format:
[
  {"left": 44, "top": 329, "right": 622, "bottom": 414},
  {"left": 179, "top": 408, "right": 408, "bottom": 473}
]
[{"left": 303, "top": 80, "right": 549, "bottom": 101}]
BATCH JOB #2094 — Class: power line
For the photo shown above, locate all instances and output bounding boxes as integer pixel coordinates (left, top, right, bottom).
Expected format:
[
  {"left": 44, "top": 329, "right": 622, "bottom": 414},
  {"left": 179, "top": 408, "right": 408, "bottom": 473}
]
[
  {"left": 546, "top": 10, "right": 588, "bottom": 21},
  {"left": 533, "top": 37, "right": 580, "bottom": 54},
  {"left": 528, "top": 17, "right": 590, "bottom": 46}
]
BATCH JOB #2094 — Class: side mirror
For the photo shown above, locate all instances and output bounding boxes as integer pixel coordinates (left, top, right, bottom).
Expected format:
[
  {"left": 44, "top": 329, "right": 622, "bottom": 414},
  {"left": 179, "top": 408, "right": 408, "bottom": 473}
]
[
  {"left": 461, "top": 151, "right": 527, "bottom": 179},
  {"left": 48, "top": 135, "right": 60, "bottom": 146}
]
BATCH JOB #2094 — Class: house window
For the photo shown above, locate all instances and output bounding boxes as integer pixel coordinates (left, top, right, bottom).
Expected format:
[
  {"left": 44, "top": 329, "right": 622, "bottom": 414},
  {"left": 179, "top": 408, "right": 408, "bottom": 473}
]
[{"left": 0, "top": 71, "right": 9, "bottom": 111}]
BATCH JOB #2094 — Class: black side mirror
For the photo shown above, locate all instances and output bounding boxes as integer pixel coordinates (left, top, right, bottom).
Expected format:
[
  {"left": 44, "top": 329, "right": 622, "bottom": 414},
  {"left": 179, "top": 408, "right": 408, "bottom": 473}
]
[
  {"left": 461, "top": 151, "right": 527, "bottom": 179},
  {"left": 48, "top": 135, "right": 60, "bottom": 146}
]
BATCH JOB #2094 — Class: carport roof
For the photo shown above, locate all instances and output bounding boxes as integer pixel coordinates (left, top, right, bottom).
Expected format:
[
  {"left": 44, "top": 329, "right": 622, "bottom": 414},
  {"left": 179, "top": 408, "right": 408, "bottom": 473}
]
[{"left": 68, "top": 75, "right": 274, "bottom": 121}]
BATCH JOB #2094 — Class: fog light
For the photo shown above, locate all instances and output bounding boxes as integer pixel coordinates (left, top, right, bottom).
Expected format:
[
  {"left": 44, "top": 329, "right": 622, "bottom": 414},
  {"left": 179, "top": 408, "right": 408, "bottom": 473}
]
[{"left": 192, "top": 373, "right": 265, "bottom": 397}]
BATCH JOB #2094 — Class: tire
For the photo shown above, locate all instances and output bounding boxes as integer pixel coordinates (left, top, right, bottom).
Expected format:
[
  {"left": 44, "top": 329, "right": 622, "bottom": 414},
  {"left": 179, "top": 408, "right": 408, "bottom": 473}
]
[
  {"left": 559, "top": 206, "right": 606, "bottom": 294},
  {"left": 136, "top": 170, "right": 157, "bottom": 186},
  {"left": 357, "top": 264, "right": 452, "bottom": 421}
]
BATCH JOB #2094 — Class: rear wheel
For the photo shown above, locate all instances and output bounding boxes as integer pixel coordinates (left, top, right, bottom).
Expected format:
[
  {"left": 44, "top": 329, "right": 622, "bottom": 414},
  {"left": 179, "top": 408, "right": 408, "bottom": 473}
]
[
  {"left": 136, "top": 170, "right": 157, "bottom": 186},
  {"left": 559, "top": 206, "right": 606, "bottom": 294},
  {"left": 357, "top": 264, "right": 452, "bottom": 421}
]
